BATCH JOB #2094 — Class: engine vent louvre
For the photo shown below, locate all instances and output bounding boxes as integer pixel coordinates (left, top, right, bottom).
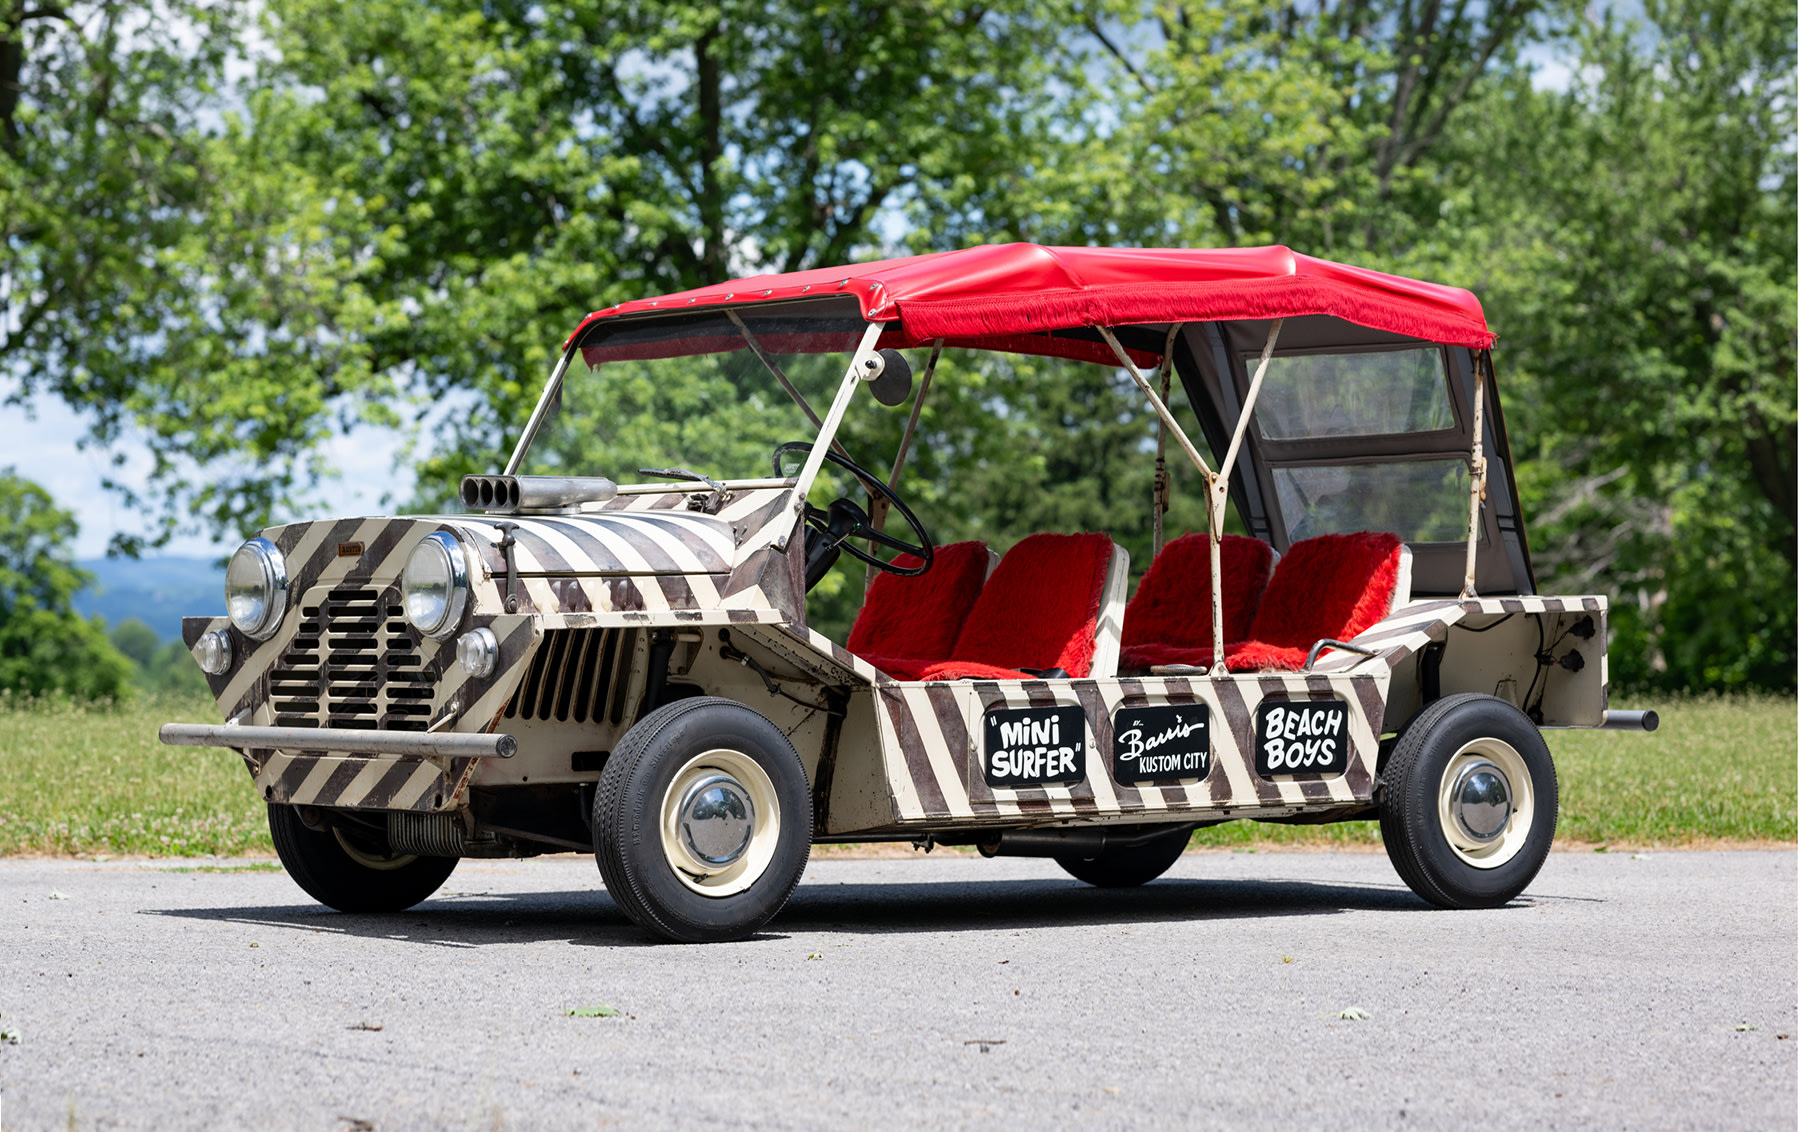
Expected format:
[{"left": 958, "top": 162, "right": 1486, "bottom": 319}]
[
  {"left": 268, "top": 587, "right": 434, "bottom": 731},
  {"left": 505, "top": 627, "right": 637, "bottom": 725}
]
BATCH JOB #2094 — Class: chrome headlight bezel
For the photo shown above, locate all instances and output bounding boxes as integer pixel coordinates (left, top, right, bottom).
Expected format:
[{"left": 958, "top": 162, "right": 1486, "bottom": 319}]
[
  {"left": 403, "top": 531, "right": 471, "bottom": 640},
  {"left": 225, "top": 537, "right": 288, "bottom": 640}
]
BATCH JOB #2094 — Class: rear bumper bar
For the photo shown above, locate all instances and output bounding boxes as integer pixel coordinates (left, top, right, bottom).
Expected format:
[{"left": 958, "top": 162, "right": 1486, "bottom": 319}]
[{"left": 159, "top": 723, "right": 517, "bottom": 759}]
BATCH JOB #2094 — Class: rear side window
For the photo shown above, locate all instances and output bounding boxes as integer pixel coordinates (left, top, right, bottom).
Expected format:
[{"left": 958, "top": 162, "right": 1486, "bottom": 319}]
[
  {"left": 1273, "top": 460, "right": 1471, "bottom": 543},
  {"left": 1253, "top": 348, "right": 1454, "bottom": 439}
]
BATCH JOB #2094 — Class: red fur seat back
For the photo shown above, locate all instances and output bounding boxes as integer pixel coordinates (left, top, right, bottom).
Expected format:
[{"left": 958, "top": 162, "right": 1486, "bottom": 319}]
[
  {"left": 1244, "top": 531, "right": 1403, "bottom": 649},
  {"left": 847, "top": 541, "right": 992, "bottom": 662},
  {"left": 946, "top": 532, "right": 1115, "bottom": 677},
  {"left": 1121, "top": 533, "right": 1273, "bottom": 651}
]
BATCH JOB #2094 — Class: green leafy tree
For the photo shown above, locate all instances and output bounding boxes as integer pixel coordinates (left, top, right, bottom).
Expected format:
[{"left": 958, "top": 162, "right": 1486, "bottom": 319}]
[
  {"left": 108, "top": 618, "right": 159, "bottom": 668},
  {"left": 0, "top": 471, "right": 134, "bottom": 699},
  {"left": 1444, "top": 0, "right": 1796, "bottom": 690}
]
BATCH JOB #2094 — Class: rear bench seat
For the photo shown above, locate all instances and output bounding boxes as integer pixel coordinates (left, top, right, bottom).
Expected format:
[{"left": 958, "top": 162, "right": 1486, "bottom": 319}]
[
  {"left": 1126, "top": 531, "right": 1411, "bottom": 674},
  {"left": 1119, "top": 533, "right": 1274, "bottom": 670},
  {"left": 1223, "top": 531, "right": 1406, "bottom": 672}
]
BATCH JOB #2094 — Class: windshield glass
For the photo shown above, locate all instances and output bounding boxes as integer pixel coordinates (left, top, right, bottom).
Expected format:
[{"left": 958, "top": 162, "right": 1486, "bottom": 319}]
[{"left": 525, "top": 302, "right": 873, "bottom": 482}]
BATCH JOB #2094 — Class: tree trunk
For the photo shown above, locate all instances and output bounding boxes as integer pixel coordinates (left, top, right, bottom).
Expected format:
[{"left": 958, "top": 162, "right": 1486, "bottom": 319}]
[{"left": 696, "top": 19, "right": 726, "bottom": 285}]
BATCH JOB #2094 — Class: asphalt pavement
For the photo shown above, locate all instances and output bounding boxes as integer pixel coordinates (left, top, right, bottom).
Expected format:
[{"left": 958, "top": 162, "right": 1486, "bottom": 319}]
[{"left": 0, "top": 848, "right": 1793, "bottom": 1131}]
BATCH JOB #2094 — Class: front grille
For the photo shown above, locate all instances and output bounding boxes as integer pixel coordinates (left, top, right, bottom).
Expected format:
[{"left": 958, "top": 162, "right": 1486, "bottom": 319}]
[
  {"left": 505, "top": 627, "right": 637, "bottom": 725},
  {"left": 269, "top": 587, "right": 434, "bottom": 731}
]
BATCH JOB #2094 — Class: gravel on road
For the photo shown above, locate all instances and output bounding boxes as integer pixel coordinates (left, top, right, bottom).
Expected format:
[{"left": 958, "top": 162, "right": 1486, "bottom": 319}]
[{"left": 0, "top": 849, "right": 1793, "bottom": 1131}]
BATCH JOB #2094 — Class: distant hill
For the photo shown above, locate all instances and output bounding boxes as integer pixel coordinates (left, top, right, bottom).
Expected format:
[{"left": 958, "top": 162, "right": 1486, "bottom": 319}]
[{"left": 73, "top": 556, "right": 224, "bottom": 643}]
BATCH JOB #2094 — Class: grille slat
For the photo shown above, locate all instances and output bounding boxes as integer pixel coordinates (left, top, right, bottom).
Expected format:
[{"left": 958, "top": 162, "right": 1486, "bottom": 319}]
[
  {"left": 268, "top": 587, "right": 434, "bottom": 730},
  {"left": 505, "top": 627, "right": 633, "bottom": 725}
]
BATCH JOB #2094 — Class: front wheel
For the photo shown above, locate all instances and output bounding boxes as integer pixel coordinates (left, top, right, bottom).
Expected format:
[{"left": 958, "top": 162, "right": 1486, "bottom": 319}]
[
  {"left": 267, "top": 804, "right": 458, "bottom": 913},
  {"left": 1056, "top": 827, "right": 1191, "bottom": 887},
  {"left": 1379, "top": 693, "right": 1558, "bottom": 909},
  {"left": 594, "top": 697, "right": 812, "bottom": 943}
]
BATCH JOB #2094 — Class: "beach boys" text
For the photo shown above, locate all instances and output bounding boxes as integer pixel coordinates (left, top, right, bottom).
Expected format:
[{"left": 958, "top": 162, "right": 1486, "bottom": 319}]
[{"left": 1254, "top": 700, "right": 1350, "bottom": 775}]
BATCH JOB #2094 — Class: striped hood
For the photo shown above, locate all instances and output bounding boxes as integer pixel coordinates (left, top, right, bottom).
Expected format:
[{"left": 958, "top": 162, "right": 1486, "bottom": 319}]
[
  {"left": 444, "top": 511, "right": 737, "bottom": 579},
  {"left": 256, "top": 484, "right": 802, "bottom": 623}
]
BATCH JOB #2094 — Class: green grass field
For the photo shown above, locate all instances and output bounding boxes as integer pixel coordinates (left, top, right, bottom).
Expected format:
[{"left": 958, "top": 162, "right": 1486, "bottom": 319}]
[{"left": 0, "top": 692, "right": 1792, "bottom": 858}]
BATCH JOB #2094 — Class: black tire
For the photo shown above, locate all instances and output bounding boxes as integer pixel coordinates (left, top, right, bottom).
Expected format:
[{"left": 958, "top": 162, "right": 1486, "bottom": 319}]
[
  {"left": 595, "top": 697, "right": 812, "bottom": 943},
  {"left": 267, "top": 804, "right": 458, "bottom": 913},
  {"left": 1055, "top": 827, "right": 1191, "bottom": 887},
  {"left": 1379, "top": 693, "right": 1558, "bottom": 909}
]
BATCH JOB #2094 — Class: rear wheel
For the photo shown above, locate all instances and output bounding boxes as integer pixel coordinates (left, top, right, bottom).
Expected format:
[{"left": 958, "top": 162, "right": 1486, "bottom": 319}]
[
  {"left": 1055, "top": 827, "right": 1191, "bottom": 887},
  {"left": 1379, "top": 693, "right": 1558, "bottom": 908},
  {"left": 594, "top": 697, "right": 812, "bottom": 943},
  {"left": 267, "top": 804, "right": 458, "bottom": 913}
]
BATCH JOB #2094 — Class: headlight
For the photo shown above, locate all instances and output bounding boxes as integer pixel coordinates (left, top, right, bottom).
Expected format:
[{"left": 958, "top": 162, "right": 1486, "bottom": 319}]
[
  {"left": 456, "top": 627, "right": 498, "bottom": 677},
  {"left": 194, "top": 630, "right": 232, "bottom": 675},
  {"left": 225, "top": 538, "right": 288, "bottom": 639},
  {"left": 403, "top": 531, "right": 470, "bottom": 639}
]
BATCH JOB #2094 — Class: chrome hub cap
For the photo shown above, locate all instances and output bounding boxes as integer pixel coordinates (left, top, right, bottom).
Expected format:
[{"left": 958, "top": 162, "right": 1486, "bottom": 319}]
[
  {"left": 1437, "top": 738, "right": 1535, "bottom": 869},
  {"left": 678, "top": 775, "right": 756, "bottom": 867},
  {"left": 1448, "top": 761, "right": 1512, "bottom": 842},
  {"left": 661, "top": 749, "right": 781, "bottom": 897}
]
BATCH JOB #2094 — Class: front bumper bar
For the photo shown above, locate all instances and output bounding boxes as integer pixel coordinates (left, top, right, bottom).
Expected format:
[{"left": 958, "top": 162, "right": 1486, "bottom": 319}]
[{"left": 159, "top": 723, "right": 517, "bottom": 759}]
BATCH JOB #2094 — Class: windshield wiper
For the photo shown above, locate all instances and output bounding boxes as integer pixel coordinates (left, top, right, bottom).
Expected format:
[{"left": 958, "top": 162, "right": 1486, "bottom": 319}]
[{"left": 639, "top": 467, "right": 729, "bottom": 513}]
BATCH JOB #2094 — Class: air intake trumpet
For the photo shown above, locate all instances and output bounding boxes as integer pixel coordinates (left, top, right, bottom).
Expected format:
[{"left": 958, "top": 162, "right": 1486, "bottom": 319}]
[{"left": 460, "top": 475, "right": 618, "bottom": 514}]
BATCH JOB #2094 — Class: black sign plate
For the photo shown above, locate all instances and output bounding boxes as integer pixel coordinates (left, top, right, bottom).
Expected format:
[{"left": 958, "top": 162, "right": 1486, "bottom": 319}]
[
  {"left": 982, "top": 705, "right": 1087, "bottom": 789},
  {"left": 1111, "top": 704, "right": 1211, "bottom": 785},
  {"left": 1254, "top": 700, "right": 1350, "bottom": 776}
]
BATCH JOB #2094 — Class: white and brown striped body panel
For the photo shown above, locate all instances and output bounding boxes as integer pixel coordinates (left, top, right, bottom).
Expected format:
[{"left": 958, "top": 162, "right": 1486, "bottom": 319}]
[
  {"left": 849, "top": 672, "right": 1387, "bottom": 833},
  {"left": 1310, "top": 595, "right": 1610, "bottom": 728},
  {"left": 180, "top": 487, "right": 808, "bottom": 813}
]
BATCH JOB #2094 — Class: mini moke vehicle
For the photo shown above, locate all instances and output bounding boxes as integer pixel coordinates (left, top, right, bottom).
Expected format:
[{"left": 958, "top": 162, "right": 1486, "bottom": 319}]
[{"left": 162, "top": 244, "right": 1655, "bottom": 942}]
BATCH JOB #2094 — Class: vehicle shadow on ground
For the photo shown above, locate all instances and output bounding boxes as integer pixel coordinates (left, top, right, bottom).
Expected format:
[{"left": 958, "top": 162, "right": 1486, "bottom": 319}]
[
  {"left": 772, "top": 874, "right": 1438, "bottom": 936},
  {"left": 141, "top": 888, "right": 652, "bottom": 949},
  {"left": 136, "top": 872, "right": 1535, "bottom": 948}
]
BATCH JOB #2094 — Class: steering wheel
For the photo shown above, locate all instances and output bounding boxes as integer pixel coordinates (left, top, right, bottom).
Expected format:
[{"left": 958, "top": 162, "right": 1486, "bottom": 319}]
[{"left": 772, "top": 441, "right": 935, "bottom": 591}]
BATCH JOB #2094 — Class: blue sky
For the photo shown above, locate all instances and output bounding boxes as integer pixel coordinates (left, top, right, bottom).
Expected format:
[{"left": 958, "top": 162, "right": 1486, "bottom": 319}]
[{"left": 2, "top": 389, "right": 413, "bottom": 559}]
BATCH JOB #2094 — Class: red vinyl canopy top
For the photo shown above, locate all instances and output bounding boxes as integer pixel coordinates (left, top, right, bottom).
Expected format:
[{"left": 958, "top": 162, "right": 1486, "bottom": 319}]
[{"left": 565, "top": 243, "right": 1495, "bottom": 355}]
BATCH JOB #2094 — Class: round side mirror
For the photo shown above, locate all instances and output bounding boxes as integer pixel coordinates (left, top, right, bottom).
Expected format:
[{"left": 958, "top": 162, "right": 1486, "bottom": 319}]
[{"left": 869, "top": 348, "right": 914, "bottom": 407}]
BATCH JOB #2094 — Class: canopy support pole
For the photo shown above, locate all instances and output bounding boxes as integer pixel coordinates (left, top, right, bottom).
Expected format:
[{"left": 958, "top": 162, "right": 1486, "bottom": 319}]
[
  {"left": 1460, "top": 352, "right": 1490, "bottom": 600},
  {"left": 792, "top": 322, "right": 887, "bottom": 520},
  {"left": 1149, "top": 324, "right": 1180, "bottom": 559},
  {"left": 503, "top": 347, "right": 575, "bottom": 476},
  {"left": 1102, "top": 320, "right": 1282, "bottom": 674},
  {"left": 865, "top": 340, "right": 942, "bottom": 590}
]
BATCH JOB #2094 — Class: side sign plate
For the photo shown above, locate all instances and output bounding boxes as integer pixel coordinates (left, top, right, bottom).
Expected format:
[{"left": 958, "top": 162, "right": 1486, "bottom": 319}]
[
  {"left": 1112, "top": 704, "right": 1211, "bottom": 785},
  {"left": 982, "top": 705, "right": 1087, "bottom": 789},
  {"left": 1255, "top": 700, "right": 1350, "bottom": 777}
]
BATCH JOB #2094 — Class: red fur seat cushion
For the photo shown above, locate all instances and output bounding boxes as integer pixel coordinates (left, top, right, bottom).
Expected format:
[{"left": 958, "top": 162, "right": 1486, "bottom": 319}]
[
  {"left": 1118, "top": 533, "right": 1273, "bottom": 670},
  {"left": 916, "top": 531, "right": 1115, "bottom": 681},
  {"left": 847, "top": 542, "right": 991, "bottom": 673},
  {"left": 1222, "top": 531, "right": 1402, "bottom": 672}
]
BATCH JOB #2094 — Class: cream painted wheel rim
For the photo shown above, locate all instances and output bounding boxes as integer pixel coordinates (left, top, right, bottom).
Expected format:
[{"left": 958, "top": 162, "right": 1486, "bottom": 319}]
[
  {"left": 660, "top": 749, "right": 781, "bottom": 898},
  {"left": 1436, "top": 737, "right": 1534, "bottom": 870},
  {"left": 333, "top": 828, "right": 419, "bottom": 871}
]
